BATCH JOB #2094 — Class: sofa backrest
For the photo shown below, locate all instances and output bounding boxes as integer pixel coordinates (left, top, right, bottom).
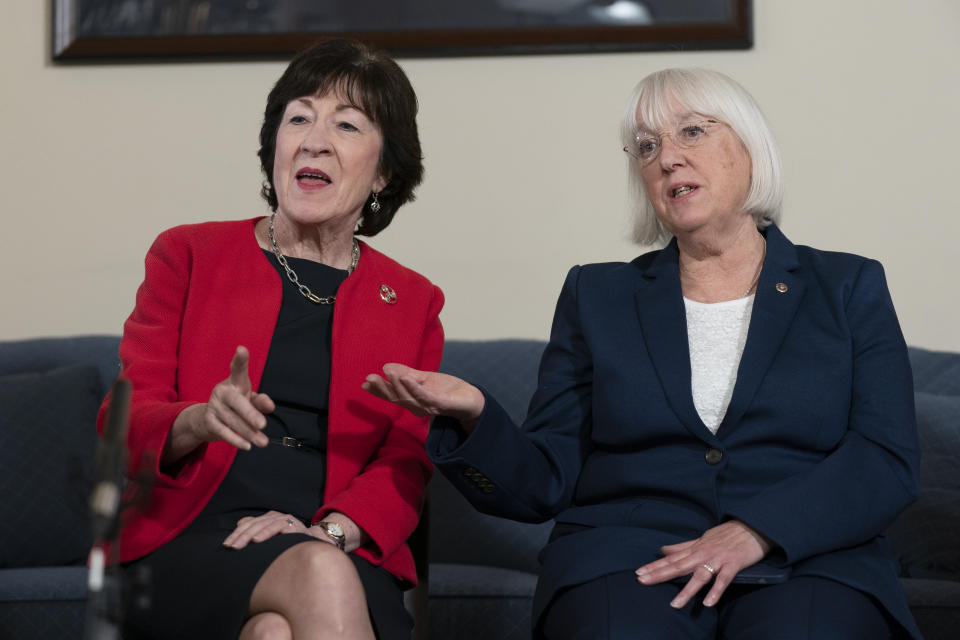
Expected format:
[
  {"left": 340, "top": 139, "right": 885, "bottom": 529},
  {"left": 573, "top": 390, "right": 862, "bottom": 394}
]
[
  {"left": 890, "top": 347, "right": 960, "bottom": 582},
  {"left": 2, "top": 335, "right": 955, "bottom": 584},
  {"left": 0, "top": 335, "right": 121, "bottom": 570},
  {"left": 909, "top": 346, "right": 960, "bottom": 395},
  {"left": 431, "top": 340, "right": 553, "bottom": 573},
  {"left": 0, "top": 335, "right": 121, "bottom": 399}
]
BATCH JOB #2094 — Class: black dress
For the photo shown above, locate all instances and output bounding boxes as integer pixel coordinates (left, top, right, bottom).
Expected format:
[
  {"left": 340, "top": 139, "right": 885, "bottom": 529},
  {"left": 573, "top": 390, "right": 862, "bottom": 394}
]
[{"left": 123, "top": 252, "right": 412, "bottom": 640}]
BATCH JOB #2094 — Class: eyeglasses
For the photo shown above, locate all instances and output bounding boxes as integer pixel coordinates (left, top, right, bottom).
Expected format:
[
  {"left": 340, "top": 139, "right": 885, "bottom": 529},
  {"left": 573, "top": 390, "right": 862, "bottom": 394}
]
[{"left": 623, "top": 119, "right": 724, "bottom": 164}]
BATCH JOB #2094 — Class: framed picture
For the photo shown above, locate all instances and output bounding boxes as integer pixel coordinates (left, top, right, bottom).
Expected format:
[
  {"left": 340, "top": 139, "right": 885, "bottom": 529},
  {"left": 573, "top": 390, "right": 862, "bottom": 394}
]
[{"left": 53, "top": 0, "right": 751, "bottom": 61}]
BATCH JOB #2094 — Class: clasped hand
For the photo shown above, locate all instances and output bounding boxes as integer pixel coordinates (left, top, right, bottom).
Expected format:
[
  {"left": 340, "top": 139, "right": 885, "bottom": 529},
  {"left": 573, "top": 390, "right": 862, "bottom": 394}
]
[{"left": 635, "top": 520, "right": 772, "bottom": 609}]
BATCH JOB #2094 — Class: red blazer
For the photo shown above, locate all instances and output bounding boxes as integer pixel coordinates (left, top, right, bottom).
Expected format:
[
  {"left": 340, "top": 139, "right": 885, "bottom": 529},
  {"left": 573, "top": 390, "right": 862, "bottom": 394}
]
[{"left": 97, "top": 218, "right": 444, "bottom": 585}]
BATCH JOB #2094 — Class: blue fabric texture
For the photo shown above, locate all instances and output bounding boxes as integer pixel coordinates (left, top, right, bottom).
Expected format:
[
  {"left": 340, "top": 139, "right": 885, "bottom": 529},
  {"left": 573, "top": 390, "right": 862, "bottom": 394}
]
[
  {"left": 0, "top": 600, "right": 87, "bottom": 640},
  {"left": 0, "top": 335, "right": 120, "bottom": 396},
  {"left": 0, "top": 567, "right": 88, "bottom": 600},
  {"left": 0, "top": 365, "right": 101, "bottom": 568},
  {"left": 902, "top": 579, "right": 960, "bottom": 640},
  {"left": 890, "top": 392, "right": 960, "bottom": 580},
  {"left": 909, "top": 347, "right": 960, "bottom": 395},
  {"left": 431, "top": 341, "right": 552, "bottom": 573}
]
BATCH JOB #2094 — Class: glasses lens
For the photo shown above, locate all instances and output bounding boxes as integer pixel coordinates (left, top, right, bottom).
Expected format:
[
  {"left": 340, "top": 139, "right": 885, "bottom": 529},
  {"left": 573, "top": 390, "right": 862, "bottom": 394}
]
[
  {"left": 674, "top": 121, "right": 712, "bottom": 148},
  {"left": 627, "top": 135, "right": 659, "bottom": 162},
  {"left": 626, "top": 120, "right": 716, "bottom": 161}
]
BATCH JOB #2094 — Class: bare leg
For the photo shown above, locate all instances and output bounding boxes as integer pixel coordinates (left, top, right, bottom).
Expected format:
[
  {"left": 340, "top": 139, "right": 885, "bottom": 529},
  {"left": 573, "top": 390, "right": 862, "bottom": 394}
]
[
  {"left": 247, "top": 540, "right": 375, "bottom": 640},
  {"left": 238, "top": 611, "right": 293, "bottom": 640}
]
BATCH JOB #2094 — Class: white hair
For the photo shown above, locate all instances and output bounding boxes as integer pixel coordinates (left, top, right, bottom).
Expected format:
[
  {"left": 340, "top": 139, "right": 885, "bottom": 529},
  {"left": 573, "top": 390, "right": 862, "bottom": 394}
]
[{"left": 621, "top": 68, "right": 784, "bottom": 246}]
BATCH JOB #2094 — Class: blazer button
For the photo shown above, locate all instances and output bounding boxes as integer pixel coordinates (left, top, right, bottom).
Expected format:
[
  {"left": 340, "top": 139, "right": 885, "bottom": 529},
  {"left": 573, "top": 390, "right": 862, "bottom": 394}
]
[{"left": 705, "top": 448, "right": 723, "bottom": 465}]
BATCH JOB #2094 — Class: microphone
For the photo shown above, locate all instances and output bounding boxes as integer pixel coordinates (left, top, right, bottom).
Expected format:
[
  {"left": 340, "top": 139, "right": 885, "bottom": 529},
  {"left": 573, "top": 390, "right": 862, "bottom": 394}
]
[
  {"left": 85, "top": 378, "right": 131, "bottom": 640},
  {"left": 90, "top": 378, "right": 131, "bottom": 542}
]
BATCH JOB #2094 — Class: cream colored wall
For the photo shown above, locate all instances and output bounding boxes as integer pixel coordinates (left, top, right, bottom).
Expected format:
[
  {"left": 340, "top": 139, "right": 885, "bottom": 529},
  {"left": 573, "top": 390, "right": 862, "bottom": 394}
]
[{"left": 3, "top": 1, "right": 959, "bottom": 351}]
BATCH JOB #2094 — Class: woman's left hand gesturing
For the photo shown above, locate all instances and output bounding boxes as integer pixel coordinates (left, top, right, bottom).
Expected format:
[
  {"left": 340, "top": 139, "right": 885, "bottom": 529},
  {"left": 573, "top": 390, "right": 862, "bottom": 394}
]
[
  {"left": 634, "top": 520, "right": 772, "bottom": 609},
  {"left": 222, "top": 510, "right": 366, "bottom": 552}
]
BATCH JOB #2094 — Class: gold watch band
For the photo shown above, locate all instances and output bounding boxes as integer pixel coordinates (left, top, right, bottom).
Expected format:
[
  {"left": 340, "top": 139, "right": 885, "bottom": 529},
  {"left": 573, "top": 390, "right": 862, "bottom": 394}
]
[{"left": 316, "top": 521, "right": 346, "bottom": 550}]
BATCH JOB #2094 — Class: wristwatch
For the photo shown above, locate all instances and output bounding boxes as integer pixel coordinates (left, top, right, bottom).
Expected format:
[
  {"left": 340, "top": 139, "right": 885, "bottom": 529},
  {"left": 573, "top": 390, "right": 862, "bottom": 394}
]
[{"left": 316, "top": 521, "right": 346, "bottom": 550}]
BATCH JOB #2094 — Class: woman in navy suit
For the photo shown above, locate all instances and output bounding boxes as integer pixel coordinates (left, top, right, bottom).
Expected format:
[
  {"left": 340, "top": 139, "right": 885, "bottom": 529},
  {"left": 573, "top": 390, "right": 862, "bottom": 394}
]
[{"left": 364, "top": 69, "right": 921, "bottom": 639}]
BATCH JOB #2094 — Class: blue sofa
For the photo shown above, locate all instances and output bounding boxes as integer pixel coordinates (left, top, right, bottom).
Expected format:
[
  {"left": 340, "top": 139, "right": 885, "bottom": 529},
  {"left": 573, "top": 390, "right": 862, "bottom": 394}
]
[{"left": 0, "top": 336, "right": 958, "bottom": 639}]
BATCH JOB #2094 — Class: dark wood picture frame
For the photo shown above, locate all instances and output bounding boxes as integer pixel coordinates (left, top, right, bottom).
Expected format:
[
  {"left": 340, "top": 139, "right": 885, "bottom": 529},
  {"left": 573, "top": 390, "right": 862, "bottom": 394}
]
[{"left": 53, "top": 0, "right": 751, "bottom": 61}]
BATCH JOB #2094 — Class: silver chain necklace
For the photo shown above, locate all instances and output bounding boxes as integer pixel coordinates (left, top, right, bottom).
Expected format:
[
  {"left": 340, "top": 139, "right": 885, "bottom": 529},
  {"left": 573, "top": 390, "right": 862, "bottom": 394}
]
[{"left": 268, "top": 213, "right": 359, "bottom": 305}]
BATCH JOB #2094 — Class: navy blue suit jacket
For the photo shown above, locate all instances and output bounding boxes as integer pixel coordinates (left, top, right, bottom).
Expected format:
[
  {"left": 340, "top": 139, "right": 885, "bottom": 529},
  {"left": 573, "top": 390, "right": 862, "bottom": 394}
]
[{"left": 428, "top": 224, "right": 921, "bottom": 637}]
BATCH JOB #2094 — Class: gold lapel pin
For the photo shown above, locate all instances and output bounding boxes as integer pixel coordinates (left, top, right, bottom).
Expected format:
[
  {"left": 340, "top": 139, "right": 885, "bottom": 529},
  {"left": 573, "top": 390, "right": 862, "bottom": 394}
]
[
  {"left": 379, "top": 284, "right": 397, "bottom": 304},
  {"left": 776, "top": 283, "right": 788, "bottom": 293}
]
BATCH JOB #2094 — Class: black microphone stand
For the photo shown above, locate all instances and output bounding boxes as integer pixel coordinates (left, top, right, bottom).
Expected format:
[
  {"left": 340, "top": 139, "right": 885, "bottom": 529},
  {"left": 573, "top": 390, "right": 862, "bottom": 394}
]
[{"left": 84, "top": 378, "right": 131, "bottom": 640}]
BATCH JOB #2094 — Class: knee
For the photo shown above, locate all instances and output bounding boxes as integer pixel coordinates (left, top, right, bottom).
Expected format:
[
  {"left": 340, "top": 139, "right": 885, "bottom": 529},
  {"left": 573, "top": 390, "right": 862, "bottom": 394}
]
[
  {"left": 240, "top": 612, "right": 292, "bottom": 640},
  {"left": 274, "top": 541, "right": 367, "bottom": 614},
  {"left": 286, "top": 540, "right": 360, "bottom": 586},
  {"left": 250, "top": 541, "right": 373, "bottom": 637}
]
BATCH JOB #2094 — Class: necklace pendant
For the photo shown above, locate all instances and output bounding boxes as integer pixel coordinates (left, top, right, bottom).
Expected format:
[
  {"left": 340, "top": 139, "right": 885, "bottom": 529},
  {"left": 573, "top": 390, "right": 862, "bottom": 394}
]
[{"left": 268, "top": 213, "right": 357, "bottom": 306}]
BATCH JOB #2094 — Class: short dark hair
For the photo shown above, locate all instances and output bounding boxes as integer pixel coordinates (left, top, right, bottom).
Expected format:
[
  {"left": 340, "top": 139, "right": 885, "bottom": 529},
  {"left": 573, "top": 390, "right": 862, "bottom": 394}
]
[{"left": 258, "top": 38, "right": 424, "bottom": 236}]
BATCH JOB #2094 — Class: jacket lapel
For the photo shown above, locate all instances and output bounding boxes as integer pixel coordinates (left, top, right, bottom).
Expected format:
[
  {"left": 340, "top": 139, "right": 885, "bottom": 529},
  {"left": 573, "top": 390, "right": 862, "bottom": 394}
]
[
  {"left": 633, "top": 239, "right": 716, "bottom": 441},
  {"left": 718, "top": 224, "right": 805, "bottom": 434}
]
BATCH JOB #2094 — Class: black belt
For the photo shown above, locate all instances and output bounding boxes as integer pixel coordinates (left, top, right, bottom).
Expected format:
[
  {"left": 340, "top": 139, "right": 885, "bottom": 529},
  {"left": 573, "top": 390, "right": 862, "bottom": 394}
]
[{"left": 268, "top": 436, "right": 323, "bottom": 454}]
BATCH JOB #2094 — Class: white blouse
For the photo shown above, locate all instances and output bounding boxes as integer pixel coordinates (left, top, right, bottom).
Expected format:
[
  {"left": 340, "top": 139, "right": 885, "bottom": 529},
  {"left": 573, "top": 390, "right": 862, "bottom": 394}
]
[{"left": 683, "top": 295, "right": 754, "bottom": 434}]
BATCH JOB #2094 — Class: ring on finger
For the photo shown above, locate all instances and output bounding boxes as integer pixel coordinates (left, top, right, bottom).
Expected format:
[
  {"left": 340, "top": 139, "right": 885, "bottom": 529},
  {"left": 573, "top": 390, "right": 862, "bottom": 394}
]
[
  {"left": 702, "top": 563, "right": 716, "bottom": 575},
  {"left": 286, "top": 517, "right": 295, "bottom": 528}
]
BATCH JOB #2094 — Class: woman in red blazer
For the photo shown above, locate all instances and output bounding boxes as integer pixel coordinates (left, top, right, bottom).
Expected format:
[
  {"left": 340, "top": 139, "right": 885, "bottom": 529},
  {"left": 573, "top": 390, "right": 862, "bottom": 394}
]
[{"left": 98, "top": 39, "right": 443, "bottom": 640}]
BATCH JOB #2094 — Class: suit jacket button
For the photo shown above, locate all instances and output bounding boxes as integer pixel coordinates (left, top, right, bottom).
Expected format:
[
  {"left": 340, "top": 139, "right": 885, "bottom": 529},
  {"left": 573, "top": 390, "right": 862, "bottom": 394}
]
[{"left": 705, "top": 448, "right": 723, "bottom": 465}]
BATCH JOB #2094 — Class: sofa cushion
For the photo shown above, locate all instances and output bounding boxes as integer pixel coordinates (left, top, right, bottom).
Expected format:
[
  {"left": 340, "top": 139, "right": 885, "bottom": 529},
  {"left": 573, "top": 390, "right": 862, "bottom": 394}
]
[
  {"left": 429, "top": 565, "right": 536, "bottom": 640},
  {"left": 902, "top": 578, "right": 960, "bottom": 640},
  {"left": 429, "top": 563, "right": 538, "bottom": 597},
  {"left": 0, "top": 365, "right": 101, "bottom": 568},
  {"left": 909, "top": 347, "right": 960, "bottom": 396},
  {"left": 0, "top": 566, "right": 88, "bottom": 600},
  {"left": 889, "top": 392, "right": 960, "bottom": 581},
  {"left": 428, "top": 471, "right": 552, "bottom": 573}
]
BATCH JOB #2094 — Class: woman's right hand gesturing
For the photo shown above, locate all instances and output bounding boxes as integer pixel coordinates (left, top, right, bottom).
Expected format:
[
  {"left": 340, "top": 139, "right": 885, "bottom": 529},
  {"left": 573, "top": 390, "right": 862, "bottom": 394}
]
[
  {"left": 363, "top": 363, "right": 486, "bottom": 433},
  {"left": 163, "top": 346, "right": 276, "bottom": 466}
]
